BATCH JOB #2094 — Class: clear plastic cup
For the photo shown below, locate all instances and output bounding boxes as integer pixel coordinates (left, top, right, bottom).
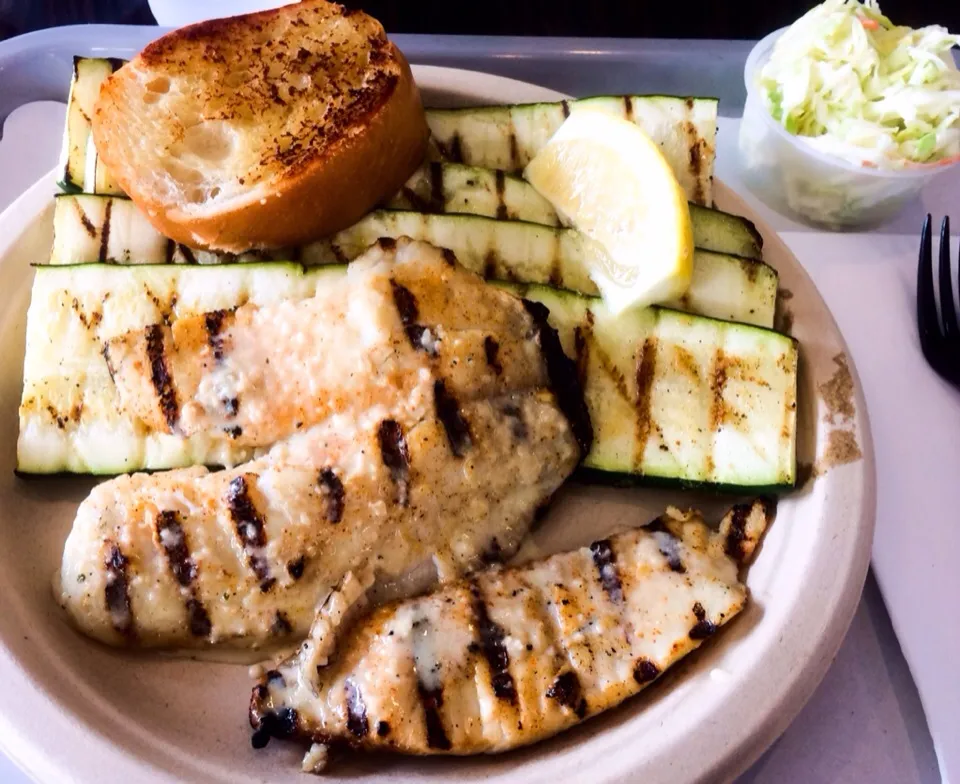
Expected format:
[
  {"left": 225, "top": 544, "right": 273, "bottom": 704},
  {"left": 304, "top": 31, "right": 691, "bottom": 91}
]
[{"left": 739, "top": 28, "right": 959, "bottom": 230}]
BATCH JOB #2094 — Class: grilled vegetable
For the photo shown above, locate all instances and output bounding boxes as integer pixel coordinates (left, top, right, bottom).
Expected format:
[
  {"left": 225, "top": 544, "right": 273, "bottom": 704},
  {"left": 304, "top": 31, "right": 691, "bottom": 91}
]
[
  {"left": 310, "top": 212, "right": 776, "bottom": 327},
  {"left": 250, "top": 500, "right": 772, "bottom": 765},
  {"left": 426, "top": 95, "right": 718, "bottom": 205},
  {"left": 58, "top": 57, "right": 124, "bottom": 195},
  {"left": 19, "top": 259, "right": 795, "bottom": 489},
  {"left": 522, "top": 286, "right": 797, "bottom": 489},
  {"left": 51, "top": 197, "right": 777, "bottom": 327},
  {"left": 387, "top": 162, "right": 763, "bottom": 259},
  {"left": 57, "top": 63, "right": 754, "bottom": 261}
]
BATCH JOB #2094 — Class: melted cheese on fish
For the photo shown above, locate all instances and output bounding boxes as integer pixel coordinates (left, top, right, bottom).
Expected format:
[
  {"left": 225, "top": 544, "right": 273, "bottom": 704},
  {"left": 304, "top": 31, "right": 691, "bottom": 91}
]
[
  {"left": 250, "top": 500, "right": 773, "bottom": 761},
  {"left": 102, "top": 238, "right": 546, "bottom": 449}
]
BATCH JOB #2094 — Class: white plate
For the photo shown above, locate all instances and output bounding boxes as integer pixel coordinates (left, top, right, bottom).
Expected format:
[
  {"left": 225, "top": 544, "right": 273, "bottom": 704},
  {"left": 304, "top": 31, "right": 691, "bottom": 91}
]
[{"left": 0, "top": 66, "right": 875, "bottom": 784}]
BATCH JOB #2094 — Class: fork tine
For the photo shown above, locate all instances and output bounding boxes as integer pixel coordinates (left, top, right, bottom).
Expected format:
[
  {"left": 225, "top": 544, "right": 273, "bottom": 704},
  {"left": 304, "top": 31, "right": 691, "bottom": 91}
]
[
  {"left": 917, "top": 214, "right": 940, "bottom": 359},
  {"left": 939, "top": 216, "right": 959, "bottom": 342}
]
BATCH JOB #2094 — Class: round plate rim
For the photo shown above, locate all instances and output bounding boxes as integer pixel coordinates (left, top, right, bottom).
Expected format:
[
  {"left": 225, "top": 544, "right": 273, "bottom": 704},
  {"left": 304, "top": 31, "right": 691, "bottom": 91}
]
[{"left": 0, "top": 64, "right": 876, "bottom": 784}]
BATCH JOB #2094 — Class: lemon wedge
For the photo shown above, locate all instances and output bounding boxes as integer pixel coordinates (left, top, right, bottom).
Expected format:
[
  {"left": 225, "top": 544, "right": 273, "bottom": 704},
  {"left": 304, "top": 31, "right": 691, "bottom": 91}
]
[{"left": 523, "top": 108, "right": 694, "bottom": 313}]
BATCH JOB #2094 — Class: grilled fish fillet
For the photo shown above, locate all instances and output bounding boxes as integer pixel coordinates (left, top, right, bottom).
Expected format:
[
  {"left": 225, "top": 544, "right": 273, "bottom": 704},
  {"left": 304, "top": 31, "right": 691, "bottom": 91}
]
[
  {"left": 101, "top": 237, "right": 567, "bottom": 450},
  {"left": 59, "top": 389, "right": 580, "bottom": 648},
  {"left": 249, "top": 500, "right": 773, "bottom": 765},
  {"left": 60, "top": 239, "right": 591, "bottom": 649}
]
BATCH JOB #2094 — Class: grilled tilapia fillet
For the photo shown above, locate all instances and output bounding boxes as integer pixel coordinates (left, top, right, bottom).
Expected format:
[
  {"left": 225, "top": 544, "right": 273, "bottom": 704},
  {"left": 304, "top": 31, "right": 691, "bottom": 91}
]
[
  {"left": 59, "top": 389, "right": 580, "bottom": 648},
  {"left": 102, "top": 237, "right": 549, "bottom": 449},
  {"left": 250, "top": 500, "right": 773, "bottom": 763}
]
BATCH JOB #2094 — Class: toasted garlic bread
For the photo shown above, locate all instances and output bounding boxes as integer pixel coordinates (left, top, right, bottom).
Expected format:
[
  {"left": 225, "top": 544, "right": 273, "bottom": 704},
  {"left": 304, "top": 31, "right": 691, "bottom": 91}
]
[{"left": 92, "top": 0, "right": 429, "bottom": 252}]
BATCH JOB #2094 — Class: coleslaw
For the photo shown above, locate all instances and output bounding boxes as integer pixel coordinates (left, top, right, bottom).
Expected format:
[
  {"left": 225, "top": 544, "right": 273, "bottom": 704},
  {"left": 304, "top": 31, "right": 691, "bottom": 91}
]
[{"left": 757, "top": 0, "right": 960, "bottom": 169}]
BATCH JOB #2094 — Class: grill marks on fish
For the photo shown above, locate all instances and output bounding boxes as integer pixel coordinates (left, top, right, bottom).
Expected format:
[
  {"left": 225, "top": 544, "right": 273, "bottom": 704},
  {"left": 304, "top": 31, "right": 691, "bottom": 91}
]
[
  {"left": 501, "top": 402, "right": 528, "bottom": 442},
  {"left": 645, "top": 518, "right": 687, "bottom": 574},
  {"left": 546, "top": 671, "right": 587, "bottom": 718},
  {"left": 345, "top": 679, "right": 369, "bottom": 738},
  {"left": 724, "top": 502, "right": 753, "bottom": 563},
  {"left": 522, "top": 299, "right": 593, "bottom": 456},
  {"left": 155, "top": 509, "right": 212, "bottom": 637},
  {"left": 389, "top": 278, "right": 431, "bottom": 352},
  {"left": 433, "top": 380, "right": 472, "bottom": 457},
  {"left": 389, "top": 279, "right": 419, "bottom": 325},
  {"left": 249, "top": 504, "right": 765, "bottom": 759},
  {"left": 689, "top": 601, "right": 717, "bottom": 640},
  {"left": 226, "top": 475, "right": 273, "bottom": 591},
  {"left": 144, "top": 324, "right": 179, "bottom": 430},
  {"left": 103, "top": 542, "right": 135, "bottom": 639},
  {"left": 484, "top": 336, "right": 502, "bottom": 375},
  {"left": 633, "top": 658, "right": 661, "bottom": 684},
  {"left": 589, "top": 538, "right": 624, "bottom": 604},
  {"left": 470, "top": 581, "right": 517, "bottom": 704},
  {"left": 377, "top": 419, "right": 411, "bottom": 507},
  {"left": 418, "top": 681, "right": 452, "bottom": 750},
  {"left": 317, "top": 468, "right": 345, "bottom": 524},
  {"left": 203, "top": 309, "right": 230, "bottom": 362}
]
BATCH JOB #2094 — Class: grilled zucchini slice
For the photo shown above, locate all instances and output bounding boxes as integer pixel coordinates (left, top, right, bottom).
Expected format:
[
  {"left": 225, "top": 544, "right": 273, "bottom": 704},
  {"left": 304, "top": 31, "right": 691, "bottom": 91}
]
[
  {"left": 51, "top": 197, "right": 777, "bottom": 327},
  {"left": 18, "top": 263, "right": 795, "bottom": 487},
  {"left": 387, "top": 162, "right": 763, "bottom": 260},
  {"left": 426, "top": 95, "right": 717, "bottom": 205}
]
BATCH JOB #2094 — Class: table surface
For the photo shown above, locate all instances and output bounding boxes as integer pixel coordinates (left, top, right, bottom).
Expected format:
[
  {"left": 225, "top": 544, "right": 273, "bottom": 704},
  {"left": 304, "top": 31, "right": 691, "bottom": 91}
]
[{"left": 0, "top": 24, "right": 953, "bottom": 784}]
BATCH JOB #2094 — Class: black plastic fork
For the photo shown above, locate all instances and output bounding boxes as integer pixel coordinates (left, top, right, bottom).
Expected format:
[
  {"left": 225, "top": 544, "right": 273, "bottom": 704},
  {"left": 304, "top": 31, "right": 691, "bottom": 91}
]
[{"left": 917, "top": 214, "right": 960, "bottom": 387}]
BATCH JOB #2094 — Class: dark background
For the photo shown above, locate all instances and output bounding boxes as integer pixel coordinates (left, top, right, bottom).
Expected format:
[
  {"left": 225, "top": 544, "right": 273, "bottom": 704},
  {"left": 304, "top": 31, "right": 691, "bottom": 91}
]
[{"left": 0, "top": 0, "right": 957, "bottom": 41}]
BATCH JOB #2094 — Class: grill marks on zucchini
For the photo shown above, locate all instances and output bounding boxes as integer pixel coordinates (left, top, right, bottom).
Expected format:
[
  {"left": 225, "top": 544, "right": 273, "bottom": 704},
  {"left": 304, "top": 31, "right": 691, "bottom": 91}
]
[
  {"left": 226, "top": 475, "right": 274, "bottom": 592},
  {"left": 48, "top": 197, "right": 776, "bottom": 327},
  {"left": 425, "top": 95, "right": 717, "bottom": 205},
  {"left": 155, "top": 510, "right": 212, "bottom": 637},
  {"left": 144, "top": 323, "right": 180, "bottom": 430},
  {"left": 633, "top": 337, "right": 659, "bottom": 468}
]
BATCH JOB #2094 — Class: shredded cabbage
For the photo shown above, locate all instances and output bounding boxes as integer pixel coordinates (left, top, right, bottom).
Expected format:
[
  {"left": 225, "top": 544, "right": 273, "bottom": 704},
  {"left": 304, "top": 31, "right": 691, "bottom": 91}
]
[{"left": 758, "top": 0, "right": 960, "bottom": 168}]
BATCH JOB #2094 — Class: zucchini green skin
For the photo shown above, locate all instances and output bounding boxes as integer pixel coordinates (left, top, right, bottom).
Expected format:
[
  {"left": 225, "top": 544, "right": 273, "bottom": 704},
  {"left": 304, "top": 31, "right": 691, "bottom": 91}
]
[
  {"left": 388, "top": 162, "right": 764, "bottom": 260},
  {"left": 50, "top": 198, "right": 777, "bottom": 327},
  {"left": 57, "top": 57, "right": 124, "bottom": 195},
  {"left": 19, "top": 263, "right": 796, "bottom": 490},
  {"left": 425, "top": 95, "right": 718, "bottom": 206}
]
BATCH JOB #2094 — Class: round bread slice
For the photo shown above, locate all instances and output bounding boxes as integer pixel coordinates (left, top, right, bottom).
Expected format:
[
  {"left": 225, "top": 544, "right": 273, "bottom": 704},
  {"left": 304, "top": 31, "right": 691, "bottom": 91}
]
[{"left": 91, "top": 0, "right": 429, "bottom": 252}]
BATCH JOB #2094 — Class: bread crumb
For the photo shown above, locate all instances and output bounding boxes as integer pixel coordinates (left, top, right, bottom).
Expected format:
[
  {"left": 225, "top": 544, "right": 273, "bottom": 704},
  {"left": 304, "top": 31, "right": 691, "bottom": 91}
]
[
  {"left": 818, "top": 352, "right": 855, "bottom": 424},
  {"left": 815, "top": 429, "right": 862, "bottom": 476}
]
